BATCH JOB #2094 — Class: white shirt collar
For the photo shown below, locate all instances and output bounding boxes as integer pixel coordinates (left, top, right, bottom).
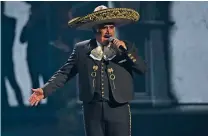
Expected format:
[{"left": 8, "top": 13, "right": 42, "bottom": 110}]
[
  {"left": 90, "top": 40, "right": 116, "bottom": 61},
  {"left": 96, "top": 40, "right": 102, "bottom": 47}
]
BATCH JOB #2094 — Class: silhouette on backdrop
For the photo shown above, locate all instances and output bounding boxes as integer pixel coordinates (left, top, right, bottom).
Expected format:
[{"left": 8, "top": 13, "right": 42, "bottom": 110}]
[
  {"left": 1, "top": 2, "right": 24, "bottom": 108},
  {"left": 20, "top": 2, "right": 50, "bottom": 94}
]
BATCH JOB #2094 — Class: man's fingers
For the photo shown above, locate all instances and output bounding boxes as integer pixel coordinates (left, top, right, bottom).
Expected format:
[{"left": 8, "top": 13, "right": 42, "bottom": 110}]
[
  {"left": 29, "top": 96, "right": 36, "bottom": 106},
  {"left": 30, "top": 100, "right": 36, "bottom": 106},
  {"left": 29, "top": 96, "right": 32, "bottom": 102},
  {"left": 113, "top": 39, "right": 120, "bottom": 47},
  {"left": 29, "top": 93, "right": 36, "bottom": 102},
  {"left": 35, "top": 101, "right": 39, "bottom": 106},
  {"left": 29, "top": 94, "right": 42, "bottom": 106},
  {"left": 113, "top": 39, "right": 118, "bottom": 44},
  {"left": 29, "top": 94, "right": 35, "bottom": 102},
  {"left": 29, "top": 89, "right": 42, "bottom": 106},
  {"left": 32, "top": 89, "right": 43, "bottom": 96},
  {"left": 30, "top": 97, "right": 36, "bottom": 105},
  {"left": 31, "top": 98, "right": 39, "bottom": 106},
  {"left": 32, "top": 88, "right": 40, "bottom": 93},
  {"left": 31, "top": 88, "right": 37, "bottom": 91}
]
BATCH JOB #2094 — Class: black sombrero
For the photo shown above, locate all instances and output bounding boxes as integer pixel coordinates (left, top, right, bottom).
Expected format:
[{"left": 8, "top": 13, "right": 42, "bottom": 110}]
[{"left": 68, "top": 5, "right": 140, "bottom": 30}]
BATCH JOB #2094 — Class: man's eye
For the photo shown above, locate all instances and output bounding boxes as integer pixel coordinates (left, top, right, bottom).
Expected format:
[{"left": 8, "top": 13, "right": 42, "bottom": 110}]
[
  {"left": 99, "top": 26, "right": 106, "bottom": 29},
  {"left": 110, "top": 26, "right": 115, "bottom": 29},
  {"left": 100, "top": 25, "right": 114, "bottom": 29}
]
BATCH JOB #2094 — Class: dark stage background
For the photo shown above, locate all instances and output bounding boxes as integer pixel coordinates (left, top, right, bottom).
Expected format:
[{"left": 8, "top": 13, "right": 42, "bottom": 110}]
[{"left": 1, "top": 1, "right": 208, "bottom": 136}]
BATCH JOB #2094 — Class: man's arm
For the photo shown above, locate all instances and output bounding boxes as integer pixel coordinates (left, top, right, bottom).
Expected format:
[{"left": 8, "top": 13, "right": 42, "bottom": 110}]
[
  {"left": 41, "top": 45, "right": 78, "bottom": 98},
  {"left": 124, "top": 42, "right": 147, "bottom": 74},
  {"left": 115, "top": 41, "right": 147, "bottom": 75}
]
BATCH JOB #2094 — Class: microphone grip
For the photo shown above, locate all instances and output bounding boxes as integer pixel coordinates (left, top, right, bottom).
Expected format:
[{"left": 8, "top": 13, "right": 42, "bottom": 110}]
[
  {"left": 108, "top": 37, "right": 127, "bottom": 52},
  {"left": 119, "top": 45, "right": 127, "bottom": 53}
]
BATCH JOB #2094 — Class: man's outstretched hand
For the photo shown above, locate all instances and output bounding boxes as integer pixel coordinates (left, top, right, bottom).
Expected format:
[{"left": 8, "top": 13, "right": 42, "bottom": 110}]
[{"left": 29, "top": 88, "right": 44, "bottom": 106}]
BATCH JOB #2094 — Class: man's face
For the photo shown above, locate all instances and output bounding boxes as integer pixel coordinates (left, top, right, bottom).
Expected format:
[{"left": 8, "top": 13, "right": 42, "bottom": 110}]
[{"left": 97, "top": 24, "right": 115, "bottom": 40}]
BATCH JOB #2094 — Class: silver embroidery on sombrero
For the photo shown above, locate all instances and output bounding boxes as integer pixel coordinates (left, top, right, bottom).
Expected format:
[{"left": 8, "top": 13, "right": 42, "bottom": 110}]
[{"left": 68, "top": 8, "right": 140, "bottom": 30}]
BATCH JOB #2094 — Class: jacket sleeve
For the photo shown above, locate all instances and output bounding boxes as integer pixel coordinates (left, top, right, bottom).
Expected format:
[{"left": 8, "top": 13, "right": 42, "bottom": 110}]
[
  {"left": 121, "top": 41, "right": 147, "bottom": 75},
  {"left": 41, "top": 45, "right": 78, "bottom": 98}
]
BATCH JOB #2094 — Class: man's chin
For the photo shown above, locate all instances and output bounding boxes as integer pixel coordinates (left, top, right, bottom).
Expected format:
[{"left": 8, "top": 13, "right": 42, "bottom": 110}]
[
  {"left": 103, "top": 40, "right": 110, "bottom": 46},
  {"left": 103, "top": 37, "right": 108, "bottom": 41},
  {"left": 99, "top": 39, "right": 109, "bottom": 46}
]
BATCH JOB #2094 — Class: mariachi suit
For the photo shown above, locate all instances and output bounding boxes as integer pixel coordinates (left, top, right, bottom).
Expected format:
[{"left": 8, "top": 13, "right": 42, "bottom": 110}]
[{"left": 42, "top": 38, "right": 147, "bottom": 136}]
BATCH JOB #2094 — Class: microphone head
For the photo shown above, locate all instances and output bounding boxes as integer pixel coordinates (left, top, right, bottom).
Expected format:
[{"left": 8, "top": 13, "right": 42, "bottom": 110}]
[{"left": 108, "top": 37, "right": 114, "bottom": 42}]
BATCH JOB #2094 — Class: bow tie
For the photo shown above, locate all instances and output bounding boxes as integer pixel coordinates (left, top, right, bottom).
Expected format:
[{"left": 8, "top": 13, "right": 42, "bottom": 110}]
[
  {"left": 89, "top": 45, "right": 116, "bottom": 61},
  {"left": 90, "top": 46, "right": 103, "bottom": 61}
]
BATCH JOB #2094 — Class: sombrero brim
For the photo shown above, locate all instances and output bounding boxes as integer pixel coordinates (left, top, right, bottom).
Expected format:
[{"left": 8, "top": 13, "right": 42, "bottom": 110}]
[{"left": 68, "top": 8, "right": 140, "bottom": 30}]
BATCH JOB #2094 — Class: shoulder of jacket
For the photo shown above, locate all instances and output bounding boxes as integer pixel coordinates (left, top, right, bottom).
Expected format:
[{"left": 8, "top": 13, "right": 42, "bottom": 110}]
[{"left": 75, "top": 39, "right": 91, "bottom": 48}]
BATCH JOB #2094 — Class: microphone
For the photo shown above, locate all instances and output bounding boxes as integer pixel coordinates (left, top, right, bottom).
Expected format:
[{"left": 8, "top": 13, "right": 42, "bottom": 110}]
[{"left": 104, "top": 35, "right": 127, "bottom": 52}]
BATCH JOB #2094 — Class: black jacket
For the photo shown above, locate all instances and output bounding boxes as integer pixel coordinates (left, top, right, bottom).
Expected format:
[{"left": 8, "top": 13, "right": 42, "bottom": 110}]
[{"left": 42, "top": 39, "right": 147, "bottom": 103}]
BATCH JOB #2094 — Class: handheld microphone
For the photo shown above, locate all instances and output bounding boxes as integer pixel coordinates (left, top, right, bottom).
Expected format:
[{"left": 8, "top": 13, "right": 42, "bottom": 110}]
[{"left": 104, "top": 35, "right": 127, "bottom": 52}]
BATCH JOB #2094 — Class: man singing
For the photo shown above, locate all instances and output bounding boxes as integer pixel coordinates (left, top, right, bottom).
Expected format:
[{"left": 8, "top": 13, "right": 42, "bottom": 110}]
[{"left": 29, "top": 5, "right": 147, "bottom": 136}]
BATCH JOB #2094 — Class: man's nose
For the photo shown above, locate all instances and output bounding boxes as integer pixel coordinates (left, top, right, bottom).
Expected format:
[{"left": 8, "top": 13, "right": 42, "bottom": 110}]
[{"left": 107, "top": 26, "right": 112, "bottom": 31}]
